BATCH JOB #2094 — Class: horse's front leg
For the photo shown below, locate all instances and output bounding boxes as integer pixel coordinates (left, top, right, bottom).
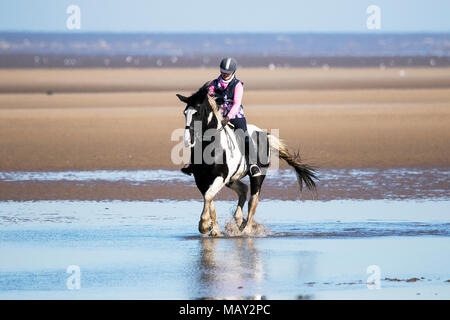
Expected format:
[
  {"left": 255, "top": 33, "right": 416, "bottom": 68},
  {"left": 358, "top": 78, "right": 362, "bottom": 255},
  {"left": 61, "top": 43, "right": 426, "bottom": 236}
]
[
  {"left": 199, "top": 199, "right": 212, "bottom": 234},
  {"left": 199, "top": 176, "right": 226, "bottom": 234},
  {"left": 209, "top": 201, "right": 222, "bottom": 237}
]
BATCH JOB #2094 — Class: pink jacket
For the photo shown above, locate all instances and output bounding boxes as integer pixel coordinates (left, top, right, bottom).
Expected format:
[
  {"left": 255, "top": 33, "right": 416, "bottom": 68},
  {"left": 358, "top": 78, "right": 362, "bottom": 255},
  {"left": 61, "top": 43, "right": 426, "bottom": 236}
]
[{"left": 208, "top": 75, "right": 244, "bottom": 119}]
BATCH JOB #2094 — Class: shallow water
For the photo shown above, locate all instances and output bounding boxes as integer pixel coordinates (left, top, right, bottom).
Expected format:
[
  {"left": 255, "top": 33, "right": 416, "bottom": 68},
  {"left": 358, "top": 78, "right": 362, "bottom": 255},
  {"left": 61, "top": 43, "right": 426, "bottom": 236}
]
[
  {"left": 2, "top": 168, "right": 449, "bottom": 188},
  {"left": 0, "top": 200, "right": 449, "bottom": 299},
  {"left": 1, "top": 168, "right": 449, "bottom": 201},
  {"left": 0, "top": 170, "right": 192, "bottom": 183}
]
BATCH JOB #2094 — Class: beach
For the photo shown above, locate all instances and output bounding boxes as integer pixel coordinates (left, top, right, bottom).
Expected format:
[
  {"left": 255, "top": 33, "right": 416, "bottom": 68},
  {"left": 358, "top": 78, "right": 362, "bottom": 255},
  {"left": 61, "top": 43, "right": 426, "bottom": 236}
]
[
  {"left": 0, "top": 68, "right": 449, "bottom": 200},
  {"left": 0, "top": 67, "right": 449, "bottom": 299},
  {"left": 1, "top": 68, "right": 449, "bottom": 173}
]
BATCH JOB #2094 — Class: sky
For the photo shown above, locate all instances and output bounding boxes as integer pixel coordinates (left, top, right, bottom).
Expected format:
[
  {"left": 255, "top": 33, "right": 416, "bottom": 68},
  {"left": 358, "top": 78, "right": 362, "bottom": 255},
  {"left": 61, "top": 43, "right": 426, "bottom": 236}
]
[{"left": 0, "top": 0, "right": 449, "bottom": 33}]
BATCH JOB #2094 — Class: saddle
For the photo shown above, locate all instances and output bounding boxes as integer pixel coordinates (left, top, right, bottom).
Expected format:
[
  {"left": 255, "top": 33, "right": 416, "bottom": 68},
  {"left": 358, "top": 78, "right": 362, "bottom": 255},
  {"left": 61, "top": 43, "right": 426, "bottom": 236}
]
[{"left": 231, "top": 128, "right": 270, "bottom": 168}]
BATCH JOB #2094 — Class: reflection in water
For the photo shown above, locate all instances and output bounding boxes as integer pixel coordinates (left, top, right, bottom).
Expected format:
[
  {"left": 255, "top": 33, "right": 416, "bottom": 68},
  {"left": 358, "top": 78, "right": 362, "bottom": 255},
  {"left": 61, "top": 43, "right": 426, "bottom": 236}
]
[
  {"left": 191, "top": 237, "right": 318, "bottom": 299},
  {"left": 195, "top": 237, "right": 266, "bottom": 300}
]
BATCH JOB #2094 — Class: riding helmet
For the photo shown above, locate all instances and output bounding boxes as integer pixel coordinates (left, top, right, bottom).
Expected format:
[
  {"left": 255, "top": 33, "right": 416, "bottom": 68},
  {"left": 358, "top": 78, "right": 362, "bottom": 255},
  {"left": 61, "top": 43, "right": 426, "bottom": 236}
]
[{"left": 220, "top": 57, "right": 237, "bottom": 74}]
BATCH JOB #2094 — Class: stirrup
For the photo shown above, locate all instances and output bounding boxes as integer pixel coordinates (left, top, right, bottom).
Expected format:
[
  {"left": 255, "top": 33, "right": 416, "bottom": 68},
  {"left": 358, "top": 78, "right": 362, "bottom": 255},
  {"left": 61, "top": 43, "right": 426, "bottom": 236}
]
[{"left": 249, "top": 164, "right": 262, "bottom": 177}]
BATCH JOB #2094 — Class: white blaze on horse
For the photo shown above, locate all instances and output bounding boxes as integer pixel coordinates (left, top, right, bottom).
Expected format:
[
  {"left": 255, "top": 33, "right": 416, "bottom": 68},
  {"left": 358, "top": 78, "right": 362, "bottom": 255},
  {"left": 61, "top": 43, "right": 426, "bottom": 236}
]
[{"left": 177, "top": 84, "right": 317, "bottom": 236}]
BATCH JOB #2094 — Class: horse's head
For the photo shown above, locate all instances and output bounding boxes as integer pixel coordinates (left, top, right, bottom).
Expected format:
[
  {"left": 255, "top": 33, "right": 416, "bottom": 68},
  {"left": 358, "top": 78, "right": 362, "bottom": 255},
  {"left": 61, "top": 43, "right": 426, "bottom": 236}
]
[{"left": 176, "top": 83, "right": 221, "bottom": 148}]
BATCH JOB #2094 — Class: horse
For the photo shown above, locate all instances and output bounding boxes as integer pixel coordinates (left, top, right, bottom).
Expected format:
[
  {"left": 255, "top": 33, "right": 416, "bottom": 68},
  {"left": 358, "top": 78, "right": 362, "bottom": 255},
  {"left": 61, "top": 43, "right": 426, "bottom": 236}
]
[{"left": 176, "top": 83, "right": 317, "bottom": 236}]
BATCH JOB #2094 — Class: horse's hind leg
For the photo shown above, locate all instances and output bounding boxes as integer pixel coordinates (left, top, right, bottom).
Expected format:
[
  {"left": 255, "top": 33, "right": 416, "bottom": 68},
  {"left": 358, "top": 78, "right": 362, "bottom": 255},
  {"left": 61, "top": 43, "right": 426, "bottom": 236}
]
[
  {"left": 226, "top": 180, "right": 248, "bottom": 227},
  {"left": 242, "top": 192, "right": 259, "bottom": 234},
  {"left": 242, "top": 175, "right": 265, "bottom": 234},
  {"left": 199, "top": 176, "right": 226, "bottom": 234}
]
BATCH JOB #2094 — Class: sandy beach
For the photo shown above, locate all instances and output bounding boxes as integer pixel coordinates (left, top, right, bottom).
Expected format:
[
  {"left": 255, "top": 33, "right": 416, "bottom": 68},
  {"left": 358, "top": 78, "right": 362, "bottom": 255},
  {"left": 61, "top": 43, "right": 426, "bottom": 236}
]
[
  {"left": 0, "top": 67, "right": 449, "bottom": 300},
  {"left": 0, "top": 68, "right": 449, "bottom": 173},
  {"left": 1, "top": 3, "right": 449, "bottom": 304},
  {"left": 1, "top": 67, "right": 449, "bottom": 201}
]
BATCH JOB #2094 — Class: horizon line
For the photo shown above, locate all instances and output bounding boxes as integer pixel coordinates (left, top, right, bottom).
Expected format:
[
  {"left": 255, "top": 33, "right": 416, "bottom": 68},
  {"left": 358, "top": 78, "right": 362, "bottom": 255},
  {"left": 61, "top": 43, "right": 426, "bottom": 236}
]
[{"left": 0, "top": 30, "right": 449, "bottom": 35}]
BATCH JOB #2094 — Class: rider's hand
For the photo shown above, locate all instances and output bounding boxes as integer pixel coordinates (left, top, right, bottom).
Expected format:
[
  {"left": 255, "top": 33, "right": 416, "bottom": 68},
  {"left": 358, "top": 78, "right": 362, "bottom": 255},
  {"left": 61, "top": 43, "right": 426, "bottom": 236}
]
[{"left": 221, "top": 116, "right": 230, "bottom": 127}]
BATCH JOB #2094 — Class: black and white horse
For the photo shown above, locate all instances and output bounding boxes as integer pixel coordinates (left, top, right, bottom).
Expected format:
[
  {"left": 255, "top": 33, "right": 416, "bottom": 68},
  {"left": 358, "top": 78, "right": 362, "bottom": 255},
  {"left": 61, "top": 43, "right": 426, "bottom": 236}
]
[{"left": 177, "top": 84, "right": 317, "bottom": 236}]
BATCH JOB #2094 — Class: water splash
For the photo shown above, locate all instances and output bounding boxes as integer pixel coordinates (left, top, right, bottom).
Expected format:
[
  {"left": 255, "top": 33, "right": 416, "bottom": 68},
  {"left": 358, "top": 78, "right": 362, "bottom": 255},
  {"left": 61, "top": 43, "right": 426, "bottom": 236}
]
[{"left": 224, "top": 219, "right": 272, "bottom": 237}]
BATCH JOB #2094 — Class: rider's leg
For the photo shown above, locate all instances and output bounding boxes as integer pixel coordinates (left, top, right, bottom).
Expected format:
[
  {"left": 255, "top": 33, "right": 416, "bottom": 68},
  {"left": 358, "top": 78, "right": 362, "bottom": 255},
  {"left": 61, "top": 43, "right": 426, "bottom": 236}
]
[
  {"left": 229, "top": 117, "right": 262, "bottom": 177},
  {"left": 181, "top": 147, "right": 194, "bottom": 176},
  {"left": 181, "top": 162, "right": 193, "bottom": 175}
]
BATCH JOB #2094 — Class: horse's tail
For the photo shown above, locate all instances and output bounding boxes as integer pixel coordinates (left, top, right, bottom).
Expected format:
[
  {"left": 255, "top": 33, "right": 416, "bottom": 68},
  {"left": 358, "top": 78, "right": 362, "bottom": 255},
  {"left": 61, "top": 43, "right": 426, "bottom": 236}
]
[{"left": 267, "top": 133, "right": 318, "bottom": 191}]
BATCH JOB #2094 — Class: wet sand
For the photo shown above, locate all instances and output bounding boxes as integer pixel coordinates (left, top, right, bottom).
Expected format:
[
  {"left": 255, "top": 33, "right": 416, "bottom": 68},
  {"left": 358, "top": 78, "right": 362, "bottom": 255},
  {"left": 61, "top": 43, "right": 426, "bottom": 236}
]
[
  {"left": 0, "top": 168, "right": 448, "bottom": 201},
  {"left": 1, "top": 101, "right": 449, "bottom": 171},
  {"left": 1, "top": 68, "right": 450, "bottom": 93},
  {"left": 0, "top": 68, "right": 449, "bottom": 173},
  {"left": 1, "top": 68, "right": 449, "bottom": 201}
]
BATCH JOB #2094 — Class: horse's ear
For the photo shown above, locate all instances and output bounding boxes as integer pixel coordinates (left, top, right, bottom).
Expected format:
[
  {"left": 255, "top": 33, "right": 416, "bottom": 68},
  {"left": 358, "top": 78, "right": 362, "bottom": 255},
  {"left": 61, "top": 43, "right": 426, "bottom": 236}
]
[{"left": 176, "top": 94, "right": 189, "bottom": 103}]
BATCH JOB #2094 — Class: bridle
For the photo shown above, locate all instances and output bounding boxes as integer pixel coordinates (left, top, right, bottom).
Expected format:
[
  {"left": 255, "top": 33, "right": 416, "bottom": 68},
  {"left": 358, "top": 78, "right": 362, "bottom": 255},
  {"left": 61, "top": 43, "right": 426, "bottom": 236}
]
[{"left": 184, "top": 98, "right": 236, "bottom": 155}]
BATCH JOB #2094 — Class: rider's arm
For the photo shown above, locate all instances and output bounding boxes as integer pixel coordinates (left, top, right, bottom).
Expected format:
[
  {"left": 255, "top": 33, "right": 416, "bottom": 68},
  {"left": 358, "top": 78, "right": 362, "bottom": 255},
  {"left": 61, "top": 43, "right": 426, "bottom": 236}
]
[
  {"left": 226, "top": 82, "right": 243, "bottom": 119},
  {"left": 208, "top": 83, "right": 215, "bottom": 96}
]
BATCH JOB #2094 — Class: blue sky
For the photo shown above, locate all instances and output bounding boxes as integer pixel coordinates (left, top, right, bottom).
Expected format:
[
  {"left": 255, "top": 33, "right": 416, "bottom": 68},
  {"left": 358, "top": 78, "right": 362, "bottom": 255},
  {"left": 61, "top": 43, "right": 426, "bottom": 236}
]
[{"left": 0, "top": 0, "right": 449, "bottom": 33}]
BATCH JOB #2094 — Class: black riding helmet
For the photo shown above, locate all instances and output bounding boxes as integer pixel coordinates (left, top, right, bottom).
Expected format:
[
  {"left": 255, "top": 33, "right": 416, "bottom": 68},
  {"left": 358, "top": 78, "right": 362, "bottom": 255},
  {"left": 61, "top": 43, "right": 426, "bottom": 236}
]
[{"left": 220, "top": 57, "right": 237, "bottom": 74}]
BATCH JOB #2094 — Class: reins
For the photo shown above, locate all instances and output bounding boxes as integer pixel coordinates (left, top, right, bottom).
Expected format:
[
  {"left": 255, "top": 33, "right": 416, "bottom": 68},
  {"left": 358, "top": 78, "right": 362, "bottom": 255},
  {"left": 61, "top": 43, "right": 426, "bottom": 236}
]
[
  {"left": 207, "top": 94, "right": 236, "bottom": 155},
  {"left": 218, "top": 122, "right": 236, "bottom": 155}
]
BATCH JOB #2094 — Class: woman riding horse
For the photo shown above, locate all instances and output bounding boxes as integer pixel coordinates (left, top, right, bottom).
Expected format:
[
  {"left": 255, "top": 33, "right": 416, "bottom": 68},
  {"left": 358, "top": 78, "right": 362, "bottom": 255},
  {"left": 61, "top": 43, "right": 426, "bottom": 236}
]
[
  {"left": 181, "top": 57, "right": 262, "bottom": 177},
  {"left": 176, "top": 81, "right": 317, "bottom": 236}
]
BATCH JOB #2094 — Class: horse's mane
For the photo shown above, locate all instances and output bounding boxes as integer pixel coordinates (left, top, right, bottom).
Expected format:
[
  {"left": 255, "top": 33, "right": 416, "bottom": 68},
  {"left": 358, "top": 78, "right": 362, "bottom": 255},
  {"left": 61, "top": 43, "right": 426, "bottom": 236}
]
[
  {"left": 207, "top": 93, "right": 223, "bottom": 122},
  {"left": 191, "top": 82, "right": 223, "bottom": 123}
]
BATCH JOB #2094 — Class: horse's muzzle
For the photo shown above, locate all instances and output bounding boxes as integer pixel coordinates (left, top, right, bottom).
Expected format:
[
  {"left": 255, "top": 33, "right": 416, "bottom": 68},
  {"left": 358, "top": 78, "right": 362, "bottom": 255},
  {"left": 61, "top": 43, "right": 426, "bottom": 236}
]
[{"left": 184, "top": 128, "right": 196, "bottom": 148}]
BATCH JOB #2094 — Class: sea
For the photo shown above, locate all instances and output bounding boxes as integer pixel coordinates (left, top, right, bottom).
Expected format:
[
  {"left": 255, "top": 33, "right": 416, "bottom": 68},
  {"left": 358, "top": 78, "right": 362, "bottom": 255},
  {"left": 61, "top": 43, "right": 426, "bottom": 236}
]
[{"left": 0, "top": 32, "right": 449, "bottom": 68}]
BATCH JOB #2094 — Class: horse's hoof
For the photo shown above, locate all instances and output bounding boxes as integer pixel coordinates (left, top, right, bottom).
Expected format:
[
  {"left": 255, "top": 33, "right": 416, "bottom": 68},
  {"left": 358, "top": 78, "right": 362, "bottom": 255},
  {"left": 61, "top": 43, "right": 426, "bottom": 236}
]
[
  {"left": 239, "top": 219, "right": 248, "bottom": 232},
  {"left": 234, "top": 217, "right": 243, "bottom": 227},
  {"left": 241, "top": 220, "right": 254, "bottom": 235},
  {"left": 199, "top": 219, "right": 212, "bottom": 234},
  {"left": 210, "top": 229, "right": 222, "bottom": 237},
  {"left": 241, "top": 226, "right": 252, "bottom": 235}
]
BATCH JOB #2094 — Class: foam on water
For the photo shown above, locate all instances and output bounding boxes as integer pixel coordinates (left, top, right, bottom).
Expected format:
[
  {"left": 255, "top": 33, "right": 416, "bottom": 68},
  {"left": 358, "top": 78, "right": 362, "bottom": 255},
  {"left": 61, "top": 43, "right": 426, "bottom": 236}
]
[{"left": 224, "top": 219, "right": 272, "bottom": 237}]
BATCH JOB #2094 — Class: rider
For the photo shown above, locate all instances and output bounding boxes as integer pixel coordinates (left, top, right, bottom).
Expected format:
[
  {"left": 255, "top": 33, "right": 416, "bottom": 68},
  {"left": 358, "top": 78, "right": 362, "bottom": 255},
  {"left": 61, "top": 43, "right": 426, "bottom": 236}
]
[{"left": 181, "top": 57, "right": 262, "bottom": 177}]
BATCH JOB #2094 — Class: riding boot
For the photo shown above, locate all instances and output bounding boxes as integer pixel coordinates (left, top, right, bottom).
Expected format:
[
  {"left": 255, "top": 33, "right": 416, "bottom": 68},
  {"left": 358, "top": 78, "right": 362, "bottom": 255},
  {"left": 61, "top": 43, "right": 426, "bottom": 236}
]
[
  {"left": 245, "top": 136, "right": 262, "bottom": 177},
  {"left": 181, "top": 163, "right": 194, "bottom": 176}
]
